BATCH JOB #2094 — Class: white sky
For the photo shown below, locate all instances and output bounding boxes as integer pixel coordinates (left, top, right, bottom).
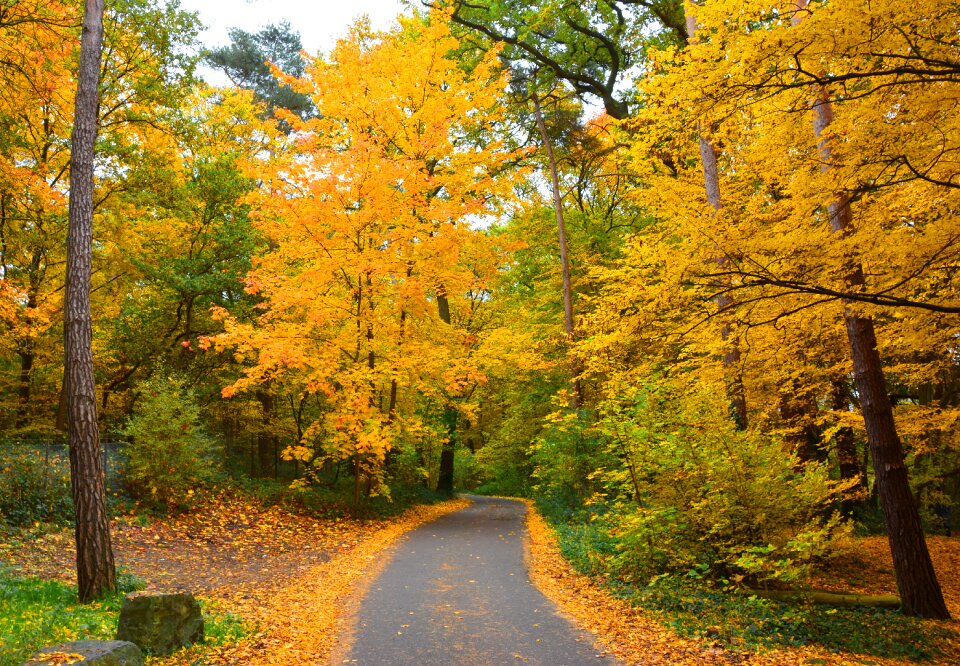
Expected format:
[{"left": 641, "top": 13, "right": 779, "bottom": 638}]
[{"left": 177, "top": 0, "right": 411, "bottom": 71}]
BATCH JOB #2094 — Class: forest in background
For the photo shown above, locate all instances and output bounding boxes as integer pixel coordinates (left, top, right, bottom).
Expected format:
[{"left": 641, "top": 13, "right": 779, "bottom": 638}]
[{"left": 1, "top": 0, "right": 959, "bottom": 651}]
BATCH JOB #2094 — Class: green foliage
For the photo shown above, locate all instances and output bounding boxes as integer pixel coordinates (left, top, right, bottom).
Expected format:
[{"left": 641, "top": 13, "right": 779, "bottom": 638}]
[
  {"left": 0, "top": 446, "right": 73, "bottom": 527},
  {"left": 529, "top": 409, "right": 609, "bottom": 508},
  {"left": 0, "top": 567, "right": 122, "bottom": 665},
  {"left": 543, "top": 515, "right": 955, "bottom": 659},
  {"left": 0, "top": 566, "right": 250, "bottom": 666},
  {"left": 232, "top": 476, "right": 446, "bottom": 521},
  {"left": 537, "top": 376, "right": 851, "bottom": 587},
  {"left": 122, "top": 375, "right": 221, "bottom": 511},
  {"left": 206, "top": 22, "right": 313, "bottom": 122}
]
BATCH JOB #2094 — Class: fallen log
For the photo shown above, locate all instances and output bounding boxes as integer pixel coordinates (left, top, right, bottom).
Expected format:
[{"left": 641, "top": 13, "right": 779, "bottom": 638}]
[{"left": 748, "top": 589, "right": 900, "bottom": 608}]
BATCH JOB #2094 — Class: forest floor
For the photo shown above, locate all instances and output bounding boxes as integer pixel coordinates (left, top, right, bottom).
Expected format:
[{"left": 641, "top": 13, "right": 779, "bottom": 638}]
[
  {"left": 2, "top": 496, "right": 959, "bottom": 665},
  {"left": 526, "top": 508, "right": 960, "bottom": 665},
  {"left": 0, "top": 493, "right": 469, "bottom": 664}
]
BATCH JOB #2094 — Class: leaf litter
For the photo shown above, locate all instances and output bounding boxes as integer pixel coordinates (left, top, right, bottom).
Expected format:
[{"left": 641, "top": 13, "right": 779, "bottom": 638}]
[{"left": 524, "top": 505, "right": 960, "bottom": 665}]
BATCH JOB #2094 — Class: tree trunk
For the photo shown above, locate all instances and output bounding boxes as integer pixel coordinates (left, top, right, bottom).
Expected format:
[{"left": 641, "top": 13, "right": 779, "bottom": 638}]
[
  {"left": 845, "top": 314, "right": 948, "bottom": 617},
  {"left": 16, "top": 344, "right": 34, "bottom": 428},
  {"left": 532, "top": 93, "right": 583, "bottom": 410},
  {"left": 778, "top": 376, "right": 822, "bottom": 464},
  {"left": 684, "top": 12, "right": 748, "bottom": 429},
  {"left": 436, "top": 289, "right": 456, "bottom": 496},
  {"left": 256, "top": 390, "right": 276, "bottom": 478},
  {"left": 65, "top": 0, "right": 115, "bottom": 603},
  {"left": 831, "top": 378, "right": 865, "bottom": 516},
  {"left": 792, "top": 0, "right": 949, "bottom": 620}
]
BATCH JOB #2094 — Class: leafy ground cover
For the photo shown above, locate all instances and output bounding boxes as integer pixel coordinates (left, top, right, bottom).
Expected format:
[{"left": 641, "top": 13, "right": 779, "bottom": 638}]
[
  {"left": 526, "top": 505, "right": 960, "bottom": 665},
  {"left": 0, "top": 493, "right": 468, "bottom": 665},
  {"left": 0, "top": 567, "right": 247, "bottom": 666}
]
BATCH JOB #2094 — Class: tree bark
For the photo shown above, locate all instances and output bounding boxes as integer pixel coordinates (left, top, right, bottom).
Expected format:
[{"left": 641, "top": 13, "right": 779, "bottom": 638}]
[
  {"left": 436, "top": 288, "right": 456, "bottom": 496},
  {"left": 532, "top": 93, "right": 583, "bottom": 409},
  {"left": 16, "top": 344, "right": 34, "bottom": 428},
  {"left": 256, "top": 390, "right": 276, "bottom": 478},
  {"left": 65, "top": 0, "right": 115, "bottom": 603},
  {"left": 831, "top": 378, "right": 865, "bottom": 516},
  {"left": 792, "top": 0, "right": 949, "bottom": 620},
  {"left": 684, "top": 11, "right": 748, "bottom": 430}
]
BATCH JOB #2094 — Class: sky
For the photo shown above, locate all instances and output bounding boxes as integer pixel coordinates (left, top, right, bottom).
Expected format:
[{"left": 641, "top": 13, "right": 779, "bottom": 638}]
[{"left": 177, "top": 0, "right": 410, "bottom": 68}]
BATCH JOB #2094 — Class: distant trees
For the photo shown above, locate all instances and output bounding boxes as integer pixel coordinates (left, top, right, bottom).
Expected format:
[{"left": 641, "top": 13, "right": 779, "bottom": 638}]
[{"left": 206, "top": 22, "right": 313, "bottom": 122}]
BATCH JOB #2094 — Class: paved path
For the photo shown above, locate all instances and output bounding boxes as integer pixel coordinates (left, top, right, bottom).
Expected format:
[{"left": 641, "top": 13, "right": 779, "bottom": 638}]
[{"left": 343, "top": 496, "right": 618, "bottom": 666}]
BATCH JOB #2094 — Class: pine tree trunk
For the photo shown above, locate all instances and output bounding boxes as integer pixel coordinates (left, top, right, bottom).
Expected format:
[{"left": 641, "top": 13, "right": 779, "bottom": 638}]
[
  {"left": 792, "top": 0, "right": 949, "bottom": 620},
  {"left": 844, "top": 313, "right": 948, "bottom": 617},
  {"left": 65, "top": 0, "right": 115, "bottom": 603}
]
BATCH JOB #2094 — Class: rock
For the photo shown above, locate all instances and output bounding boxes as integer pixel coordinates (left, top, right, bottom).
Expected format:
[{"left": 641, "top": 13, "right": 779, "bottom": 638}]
[
  {"left": 23, "top": 640, "right": 143, "bottom": 665},
  {"left": 115, "top": 591, "right": 204, "bottom": 656}
]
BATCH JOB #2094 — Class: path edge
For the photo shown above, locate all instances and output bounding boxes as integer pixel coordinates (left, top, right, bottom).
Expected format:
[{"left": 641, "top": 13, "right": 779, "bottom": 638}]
[{"left": 323, "top": 496, "right": 473, "bottom": 666}]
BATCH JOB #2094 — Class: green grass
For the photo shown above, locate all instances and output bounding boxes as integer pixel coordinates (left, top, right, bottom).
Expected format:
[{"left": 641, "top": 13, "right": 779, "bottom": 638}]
[
  {"left": 628, "top": 581, "right": 955, "bottom": 661},
  {"left": 542, "top": 509, "right": 957, "bottom": 662},
  {"left": 0, "top": 567, "right": 252, "bottom": 665},
  {"left": 0, "top": 568, "right": 123, "bottom": 665}
]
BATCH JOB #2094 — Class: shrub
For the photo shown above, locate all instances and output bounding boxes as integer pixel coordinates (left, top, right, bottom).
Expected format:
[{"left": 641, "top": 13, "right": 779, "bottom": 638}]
[
  {"left": 121, "top": 375, "right": 220, "bottom": 511},
  {"left": 578, "top": 376, "right": 852, "bottom": 587},
  {"left": 0, "top": 446, "right": 73, "bottom": 526}
]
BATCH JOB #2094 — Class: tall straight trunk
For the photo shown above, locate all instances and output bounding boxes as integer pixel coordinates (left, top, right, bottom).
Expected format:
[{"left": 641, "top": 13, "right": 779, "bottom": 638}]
[
  {"left": 16, "top": 345, "right": 34, "bottom": 427},
  {"left": 436, "top": 288, "right": 456, "bottom": 495},
  {"left": 792, "top": 0, "right": 948, "bottom": 620},
  {"left": 684, "top": 12, "right": 748, "bottom": 429},
  {"left": 65, "top": 0, "right": 115, "bottom": 603},
  {"left": 256, "top": 390, "right": 276, "bottom": 478},
  {"left": 532, "top": 93, "right": 583, "bottom": 410}
]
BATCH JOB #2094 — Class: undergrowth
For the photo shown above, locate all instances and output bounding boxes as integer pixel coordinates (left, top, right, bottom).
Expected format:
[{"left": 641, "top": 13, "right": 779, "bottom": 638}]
[{"left": 541, "top": 503, "right": 956, "bottom": 662}]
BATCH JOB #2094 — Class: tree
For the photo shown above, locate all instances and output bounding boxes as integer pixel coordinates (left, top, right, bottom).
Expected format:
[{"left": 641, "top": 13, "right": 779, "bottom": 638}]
[
  {"left": 430, "top": 0, "right": 685, "bottom": 118},
  {"left": 621, "top": 0, "right": 955, "bottom": 618},
  {"left": 531, "top": 90, "right": 582, "bottom": 409},
  {"left": 683, "top": 6, "right": 747, "bottom": 429},
  {"left": 65, "top": 0, "right": 115, "bottom": 603},
  {"left": 790, "top": 0, "right": 948, "bottom": 621},
  {"left": 209, "top": 12, "right": 521, "bottom": 501},
  {"left": 206, "top": 22, "right": 313, "bottom": 123}
]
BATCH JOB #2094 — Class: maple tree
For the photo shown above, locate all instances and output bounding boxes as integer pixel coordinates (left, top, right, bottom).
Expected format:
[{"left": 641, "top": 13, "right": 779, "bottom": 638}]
[{"left": 209, "top": 11, "right": 521, "bottom": 502}]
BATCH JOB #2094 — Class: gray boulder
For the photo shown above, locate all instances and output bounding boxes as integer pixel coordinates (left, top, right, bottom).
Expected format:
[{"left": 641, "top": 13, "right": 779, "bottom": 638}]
[
  {"left": 115, "top": 591, "right": 204, "bottom": 656},
  {"left": 23, "top": 640, "right": 143, "bottom": 665}
]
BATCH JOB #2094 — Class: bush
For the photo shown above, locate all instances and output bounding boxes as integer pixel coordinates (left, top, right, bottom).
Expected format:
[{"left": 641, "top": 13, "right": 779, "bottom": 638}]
[
  {"left": 122, "top": 375, "right": 221, "bottom": 511},
  {"left": 0, "top": 446, "right": 73, "bottom": 526},
  {"left": 562, "top": 376, "right": 851, "bottom": 588}
]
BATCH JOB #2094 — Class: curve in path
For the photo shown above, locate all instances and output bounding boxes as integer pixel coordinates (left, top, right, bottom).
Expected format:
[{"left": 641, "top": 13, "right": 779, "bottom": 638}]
[{"left": 342, "top": 495, "right": 618, "bottom": 666}]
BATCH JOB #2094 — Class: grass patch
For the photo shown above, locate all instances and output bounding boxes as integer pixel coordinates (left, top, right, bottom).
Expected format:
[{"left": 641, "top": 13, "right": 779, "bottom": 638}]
[
  {"left": 542, "top": 507, "right": 957, "bottom": 662},
  {"left": 0, "top": 567, "right": 252, "bottom": 666},
  {"left": 0, "top": 567, "right": 123, "bottom": 665},
  {"left": 630, "top": 581, "right": 954, "bottom": 661}
]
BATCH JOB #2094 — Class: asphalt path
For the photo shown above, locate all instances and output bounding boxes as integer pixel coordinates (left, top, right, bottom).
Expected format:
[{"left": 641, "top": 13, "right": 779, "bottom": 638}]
[{"left": 343, "top": 495, "right": 618, "bottom": 666}]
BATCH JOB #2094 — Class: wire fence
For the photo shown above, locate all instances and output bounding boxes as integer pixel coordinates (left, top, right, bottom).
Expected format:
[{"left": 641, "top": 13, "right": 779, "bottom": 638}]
[{"left": 0, "top": 438, "right": 128, "bottom": 492}]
